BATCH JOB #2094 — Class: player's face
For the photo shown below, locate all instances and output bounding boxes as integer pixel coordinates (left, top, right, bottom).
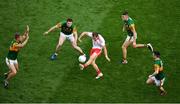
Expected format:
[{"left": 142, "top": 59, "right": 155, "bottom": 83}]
[
  {"left": 121, "top": 15, "right": 128, "bottom": 21},
  {"left": 153, "top": 54, "right": 157, "bottom": 59},
  {"left": 66, "top": 21, "right": 72, "bottom": 27},
  {"left": 16, "top": 37, "right": 21, "bottom": 43},
  {"left": 93, "top": 36, "right": 99, "bottom": 41}
]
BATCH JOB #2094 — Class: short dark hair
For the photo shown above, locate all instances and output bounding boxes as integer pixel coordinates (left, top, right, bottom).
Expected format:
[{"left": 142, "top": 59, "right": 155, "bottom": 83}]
[
  {"left": 67, "top": 18, "right": 73, "bottom": 22},
  {"left": 92, "top": 32, "right": 98, "bottom": 37},
  {"left": 153, "top": 51, "right": 160, "bottom": 57},
  {"left": 15, "top": 32, "right": 20, "bottom": 39},
  {"left": 122, "top": 11, "right": 128, "bottom": 15}
]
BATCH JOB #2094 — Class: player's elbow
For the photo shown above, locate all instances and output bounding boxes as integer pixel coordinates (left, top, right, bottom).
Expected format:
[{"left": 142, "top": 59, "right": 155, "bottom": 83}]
[
  {"left": 81, "top": 32, "right": 87, "bottom": 36},
  {"left": 133, "top": 44, "right": 137, "bottom": 48},
  {"left": 18, "top": 45, "right": 24, "bottom": 48}
]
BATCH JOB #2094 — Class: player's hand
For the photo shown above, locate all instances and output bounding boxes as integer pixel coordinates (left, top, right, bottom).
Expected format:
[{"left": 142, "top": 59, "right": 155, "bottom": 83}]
[
  {"left": 105, "top": 56, "right": 111, "bottom": 62},
  {"left": 26, "top": 25, "right": 29, "bottom": 32},
  {"left": 148, "top": 75, "right": 152, "bottom": 78},
  {"left": 133, "top": 41, "right": 136, "bottom": 48},
  {"left": 44, "top": 31, "right": 49, "bottom": 35}
]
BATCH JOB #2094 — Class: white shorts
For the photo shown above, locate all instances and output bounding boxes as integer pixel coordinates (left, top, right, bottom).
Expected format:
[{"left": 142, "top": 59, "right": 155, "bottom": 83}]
[
  {"left": 60, "top": 32, "right": 74, "bottom": 42},
  {"left": 125, "top": 35, "right": 137, "bottom": 42},
  {"left": 6, "top": 58, "right": 18, "bottom": 66},
  {"left": 150, "top": 76, "right": 165, "bottom": 86}
]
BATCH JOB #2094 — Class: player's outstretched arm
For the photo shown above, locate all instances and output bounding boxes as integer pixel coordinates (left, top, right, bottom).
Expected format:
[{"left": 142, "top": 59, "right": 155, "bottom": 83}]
[
  {"left": 25, "top": 25, "right": 29, "bottom": 36},
  {"left": 23, "top": 25, "right": 29, "bottom": 36},
  {"left": 16, "top": 35, "right": 29, "bottom": 48},
  {"left": 78, "top": 32, "right": 88, "bottom": 42},
  {"left": 44, "top": 23, "right": 61, "bottom": 35},
  {"left": 20, "top": 25, "right": 29, "bottom": 41},
  {"left": 103, "top": 45, "right": 111, "bottom": 62}
]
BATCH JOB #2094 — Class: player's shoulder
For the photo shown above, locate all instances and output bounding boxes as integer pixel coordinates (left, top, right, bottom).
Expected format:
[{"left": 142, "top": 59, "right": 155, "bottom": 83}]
[
  {"left": 11, "top": 40, "right": 17, "bottom": 44},
  {"left": 128, "top": 17, "right": 134, "bottom": 24},
  {"left": 98, "top": 33, "right": 103, "bottom": 38},
  {"left": 154, "top": 59, "right": 162, "bottom": 65},
  {"left": 98, "top": 34, "right": 105, "bottom": 41},
  {"left": 11, "top": 41, "right": 19, "bottom": 47},
  {"left": 14, "top": 41, "right": 19, "bottom": 45},
  {"left": 128, "top": 17, "right": 133, "bottom": 21}
]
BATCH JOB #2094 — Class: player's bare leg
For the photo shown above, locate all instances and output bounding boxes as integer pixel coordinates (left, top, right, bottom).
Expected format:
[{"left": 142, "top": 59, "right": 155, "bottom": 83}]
[
  {"left": 71, "top": 41, "right": 84, "bottom": 55},
  {"left": 14, "top": 63, "right": 19, "bottom": 71},
  {"left": 159, "top": 86, "right": 167, "bottom": 96},
  {"left": 4, "top": 60, "right": 12, "bottom": 79},
  {"left": 121, "top": 40, "right": 132, "bottom": 64},
  {"left": 4, "top": 64, "right": 17, "bottom": 88},
  {"left": 133, "top": 43, "right": 154, "bottom": 52},
  {"left": 133, "top": 44, "right": 146, "bottom": 48},
  {"left": 91, "top": 60, "right": 103, "bottom": 79},
  {"left": 159, "top": 80, "right": 167, "bottom": 96},
  {"left": 55, "top": 35, "right": 66, "bottom": 53},
  {"left": 51, "top": 35, "right": 66, "bottom": 60},
  {"left": 4, "top": 70, "right": 11, "bottom": 79},
  {"left": 6, "top": 65, "right": 17, "bottom": 81}
]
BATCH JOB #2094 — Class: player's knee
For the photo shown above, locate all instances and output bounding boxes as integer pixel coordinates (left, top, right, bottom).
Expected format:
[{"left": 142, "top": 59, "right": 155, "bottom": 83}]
[
  {"left": 57, "top": 44, "right": 62, "bottom": 48},
  {"left": 146, "top": 80, "right": 150, "bottom": 84},
  {"left": 72, "top": 44, "right": 76, "bottom": 48},
  {"left": 73, "top": 42, "right": 77, "bottom": 46},
  {"left": 146, "top": 79, "right": 152, "bottom": 85},
  {"left": 91, "top": 61, "right": 95, "bottom": 65},
  {"left": 12, "top": 70, "right": 17, "bottom": 75},
  {"left": 88, "top": 58, "right": 94, "bottom": 64},
  {"left": 122, "top": 45, "right": 126, "bottom": 49}
]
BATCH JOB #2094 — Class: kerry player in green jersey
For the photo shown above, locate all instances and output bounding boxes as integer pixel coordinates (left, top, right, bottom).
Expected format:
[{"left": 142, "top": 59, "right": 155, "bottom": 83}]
[
  {"left": 4, "top": 25, "right": 29, "bottom": 88},
  {"left": 44, "top": 18, "right": 85, "bottom": 60},
  {"left": 146, "top": 51, "right": 167, "bottom": 96},
  {"left": 121, "top": 11, "right": 153, "bottom": 64}
]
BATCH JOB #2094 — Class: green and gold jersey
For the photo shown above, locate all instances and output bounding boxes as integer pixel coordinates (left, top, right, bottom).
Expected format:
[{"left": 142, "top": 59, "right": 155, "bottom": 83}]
[
  {"left": 124, "top": 17, "right": 135, "bottom": 36},
  {"left": 61, "top": 21, "right": 76, "bottom": 35},
  {"left": 7, "top": 40, "right": 20, "bottom": 60},
  {"left": 154, "top": 59, "right": 165, "bottom": 80}
]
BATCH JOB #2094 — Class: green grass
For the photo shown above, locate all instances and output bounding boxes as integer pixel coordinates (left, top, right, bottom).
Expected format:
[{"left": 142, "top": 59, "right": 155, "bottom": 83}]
[{"left": 0, "top": 0, "right": 180, "bottom": 103}]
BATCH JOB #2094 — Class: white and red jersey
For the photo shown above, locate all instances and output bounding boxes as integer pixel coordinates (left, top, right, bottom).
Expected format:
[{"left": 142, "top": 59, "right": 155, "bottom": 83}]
[{"left": 87, "top": 32, "right": 105, "bottom": 49}]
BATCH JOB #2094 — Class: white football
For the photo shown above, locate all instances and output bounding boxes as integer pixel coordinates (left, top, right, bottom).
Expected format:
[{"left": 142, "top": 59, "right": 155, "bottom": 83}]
[{"left": 78, "top": 55, "right": 86, "bottom": 63}]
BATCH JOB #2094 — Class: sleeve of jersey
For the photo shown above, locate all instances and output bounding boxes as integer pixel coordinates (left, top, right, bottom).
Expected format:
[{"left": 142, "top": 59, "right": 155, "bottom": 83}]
[
  {"left": 154, "top": 64, "right": 160, "bottom": 70},
  {"left": 129, "top": 20, "right": 135, "bottom": 28},
  {"left": 13, "top": 43, "right": 19, "bottom": 48},
  {"left": 129, "top": 23, "right": 135, "bottom": 29},
  {"left": 73, "top": 25, "right": 77, "bottom": 32},
  {"left": 100, "top": 36, "right": 105, "bottom": 47},
  {"left": 87, "top": 32, "right": 93, "bottom": 38}
]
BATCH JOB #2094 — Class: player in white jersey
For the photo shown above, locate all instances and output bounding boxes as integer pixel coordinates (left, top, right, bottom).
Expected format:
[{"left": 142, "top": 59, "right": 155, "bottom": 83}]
[{"left": 78, "top": 32, "right": 110, "bottom": 79}]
